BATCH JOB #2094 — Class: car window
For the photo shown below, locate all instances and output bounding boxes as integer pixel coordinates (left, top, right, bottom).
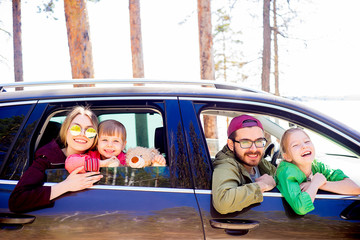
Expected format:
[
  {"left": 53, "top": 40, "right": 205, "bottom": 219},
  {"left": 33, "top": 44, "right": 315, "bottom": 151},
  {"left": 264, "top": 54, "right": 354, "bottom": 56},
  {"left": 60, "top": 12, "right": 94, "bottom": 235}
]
[
  {"left": 43, "top": 109, "right": 171, "bottom": 188},
  {"left": 304, "top": 129, "right": 360, "bottom": 185},
  {"left": 98, "top": 113, "right": 163, "bottom": 150},
  {"left": 46, "top": 167, "right": 171, "bottom": 187},
  {"left": 41, "top": 112, "right": 164, "bottom": 150},
  {"left": 0, "top": 104, "right": 32, "bottom": 168},
  {"left": 200, "top": 110, "right": 360, "bottom": 186},
  {"left": 199, "top": 111, "right": 280, "bottom": 159}
]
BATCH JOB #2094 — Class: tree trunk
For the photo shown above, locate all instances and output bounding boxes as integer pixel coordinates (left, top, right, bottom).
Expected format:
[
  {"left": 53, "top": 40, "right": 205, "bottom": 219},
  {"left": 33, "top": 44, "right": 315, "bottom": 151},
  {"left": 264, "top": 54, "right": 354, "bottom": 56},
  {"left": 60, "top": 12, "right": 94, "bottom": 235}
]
[
  {"left": 129, "top": 0, "right": 147, "bottom": 142},
  {"left": 129, "top": 0, "right": 144, "bottom": 80},
  {"left": 12, "top": 0, "right": 23, "bottom": 91},
  {"left": 273, "top": 0, "right": 280, "bottom": 96},
  {"left": 197, "top": 0, "right": 215, "bottom": 80},
  {"left": 64, "top": 0, "right": 94, "bottom": 87},
  {"left": 197, "top": 0, "right": 218, "bottom": 144},
  {"left": 261, "top": 0, "right": 271, "bottom": 93}
]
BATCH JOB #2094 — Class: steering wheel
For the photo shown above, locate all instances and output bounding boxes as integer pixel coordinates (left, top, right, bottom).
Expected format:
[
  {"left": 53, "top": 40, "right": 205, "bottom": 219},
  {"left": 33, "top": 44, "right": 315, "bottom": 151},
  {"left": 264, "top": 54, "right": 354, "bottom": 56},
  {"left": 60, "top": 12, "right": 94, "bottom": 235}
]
[{"left": 264, "top": 142, "right": 280, "bottom": 166}]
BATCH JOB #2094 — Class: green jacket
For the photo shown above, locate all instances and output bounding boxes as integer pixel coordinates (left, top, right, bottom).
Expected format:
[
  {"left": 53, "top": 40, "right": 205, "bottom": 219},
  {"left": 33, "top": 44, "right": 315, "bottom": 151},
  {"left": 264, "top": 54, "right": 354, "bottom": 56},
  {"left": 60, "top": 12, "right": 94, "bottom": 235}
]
[
  {"left": 212, "top": 145, "right": 276, "bottom": 214},
  {"left": 275, "top": 160, "right": 348, "bottom": 215}
]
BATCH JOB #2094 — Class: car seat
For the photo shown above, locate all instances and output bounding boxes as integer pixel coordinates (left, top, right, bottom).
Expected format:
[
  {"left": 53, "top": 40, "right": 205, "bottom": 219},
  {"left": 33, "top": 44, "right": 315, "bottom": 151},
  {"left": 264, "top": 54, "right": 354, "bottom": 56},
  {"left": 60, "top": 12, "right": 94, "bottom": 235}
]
[
  {"left": 38, "top": 121, "right": 62, "bottom": 149},
  {"left": 154, "top": 127, "right": 167, "bottom": 159}
]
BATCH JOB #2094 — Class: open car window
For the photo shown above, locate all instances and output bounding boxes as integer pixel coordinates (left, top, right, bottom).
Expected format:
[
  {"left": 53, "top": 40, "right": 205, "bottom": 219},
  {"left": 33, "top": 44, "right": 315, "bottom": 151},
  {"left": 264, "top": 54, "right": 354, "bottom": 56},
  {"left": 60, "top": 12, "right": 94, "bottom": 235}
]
[
  {"left": 200, "top": 110, "right": 360, "bottom": 186},
  {"left": 46, "top": 167, "right": 171, "bottom": 188},
  {"left": 40, "top": 108, "right": 171, "bottom": 188}
]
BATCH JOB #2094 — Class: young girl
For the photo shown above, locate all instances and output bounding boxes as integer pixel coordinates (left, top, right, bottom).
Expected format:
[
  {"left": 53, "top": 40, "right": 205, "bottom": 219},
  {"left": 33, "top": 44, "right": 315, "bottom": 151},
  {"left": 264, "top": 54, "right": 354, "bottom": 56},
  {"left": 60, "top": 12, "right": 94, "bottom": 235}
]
[
  {"left": 275, "top": 128, "right": 360, "bottom": 215},
  {"left": 65, "top": 119, "right": 166, "bottom": 173}
]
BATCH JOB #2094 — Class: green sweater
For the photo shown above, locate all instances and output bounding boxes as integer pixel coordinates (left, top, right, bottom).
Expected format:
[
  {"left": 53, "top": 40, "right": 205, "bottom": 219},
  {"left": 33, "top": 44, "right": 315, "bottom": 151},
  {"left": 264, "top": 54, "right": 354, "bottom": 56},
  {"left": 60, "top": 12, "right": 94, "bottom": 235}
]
[
  {"left": 275, "top": 160, "right": 348, "bottom": 215},
  {"left": 212, "top": 145, "right": 276, "bottom": 214}
]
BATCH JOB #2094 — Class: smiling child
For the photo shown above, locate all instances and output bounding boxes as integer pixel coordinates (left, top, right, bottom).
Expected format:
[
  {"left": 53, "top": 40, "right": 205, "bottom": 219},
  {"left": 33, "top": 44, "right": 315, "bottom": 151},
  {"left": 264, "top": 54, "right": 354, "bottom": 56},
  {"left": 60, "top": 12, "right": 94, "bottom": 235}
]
[{"left": 275, "top": 128, "right": 360, "bottom": 215}]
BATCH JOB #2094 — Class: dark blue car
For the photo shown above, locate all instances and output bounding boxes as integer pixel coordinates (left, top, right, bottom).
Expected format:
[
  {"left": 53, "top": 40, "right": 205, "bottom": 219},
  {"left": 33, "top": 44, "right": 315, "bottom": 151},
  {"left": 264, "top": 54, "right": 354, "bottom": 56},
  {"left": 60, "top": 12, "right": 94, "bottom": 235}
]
[{"left": 1, "top": 80, "right": 359, "bottom": 239}]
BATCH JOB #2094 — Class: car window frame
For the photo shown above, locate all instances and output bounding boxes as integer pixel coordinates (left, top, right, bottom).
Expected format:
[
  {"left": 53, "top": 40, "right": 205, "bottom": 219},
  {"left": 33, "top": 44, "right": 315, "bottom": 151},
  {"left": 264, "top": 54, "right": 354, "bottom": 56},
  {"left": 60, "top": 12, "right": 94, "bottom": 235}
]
[
  {"left": 23, "top": 97, "right": 195, "bottom": 190},
  {"left": 187, "top": 97, "right": 360, "bottom": 157}
]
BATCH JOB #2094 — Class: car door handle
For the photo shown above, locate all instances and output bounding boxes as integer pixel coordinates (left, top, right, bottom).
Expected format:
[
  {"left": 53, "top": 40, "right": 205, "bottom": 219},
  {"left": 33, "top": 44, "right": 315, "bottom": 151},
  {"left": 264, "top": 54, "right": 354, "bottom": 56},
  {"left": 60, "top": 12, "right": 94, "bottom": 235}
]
[
  {"left": 340, "top": 201, "right": 360, "bottom": 220},
  {"left": 209, "top": 219, "right": 259, "bottom": 236},
  {"left": 0, "top": 213, "right": 36, "bottom": 230}
]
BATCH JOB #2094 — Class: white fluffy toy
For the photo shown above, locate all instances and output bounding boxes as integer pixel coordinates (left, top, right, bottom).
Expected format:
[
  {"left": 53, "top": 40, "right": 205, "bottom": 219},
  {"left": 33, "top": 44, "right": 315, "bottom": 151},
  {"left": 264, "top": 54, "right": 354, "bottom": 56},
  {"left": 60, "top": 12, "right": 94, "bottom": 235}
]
[{"left": 126, "top": 146, "right": 166, "bottom": 168}]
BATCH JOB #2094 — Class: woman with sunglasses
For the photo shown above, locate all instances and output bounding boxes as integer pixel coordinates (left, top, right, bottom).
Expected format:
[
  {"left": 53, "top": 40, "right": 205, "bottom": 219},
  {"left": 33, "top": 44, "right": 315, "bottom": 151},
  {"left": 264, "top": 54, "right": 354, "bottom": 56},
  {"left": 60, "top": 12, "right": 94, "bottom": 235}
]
[{"left": 9, "top": 106, "right": 103, "bottom": 213}]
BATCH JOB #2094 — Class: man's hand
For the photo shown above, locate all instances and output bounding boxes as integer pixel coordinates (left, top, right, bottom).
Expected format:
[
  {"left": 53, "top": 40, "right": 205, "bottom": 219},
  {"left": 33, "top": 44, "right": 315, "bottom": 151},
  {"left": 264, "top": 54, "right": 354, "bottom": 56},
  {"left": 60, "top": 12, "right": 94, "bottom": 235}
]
[{"left": 255, "top": 174, "right": 276, "bottom": 192}]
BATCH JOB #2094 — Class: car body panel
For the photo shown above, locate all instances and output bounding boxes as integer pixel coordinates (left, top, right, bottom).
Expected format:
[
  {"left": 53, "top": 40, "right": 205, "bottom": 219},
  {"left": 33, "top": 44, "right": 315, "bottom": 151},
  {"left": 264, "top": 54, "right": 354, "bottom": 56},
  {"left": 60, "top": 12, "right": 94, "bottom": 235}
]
[
  {"left": 195, "top": 190, "right": 360, "bottom": 239},
  {"left": 1, "top": 182, "right": 204, "bottom": 240}
]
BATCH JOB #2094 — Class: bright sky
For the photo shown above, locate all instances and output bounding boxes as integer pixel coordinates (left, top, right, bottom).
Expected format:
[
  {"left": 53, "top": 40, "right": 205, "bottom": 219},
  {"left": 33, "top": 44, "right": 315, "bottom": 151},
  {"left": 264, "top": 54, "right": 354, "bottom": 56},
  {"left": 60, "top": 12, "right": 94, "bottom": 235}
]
[
  {"left": 0, "top": 0, "right": 360, "bottom": 96},
  {"left": 280, "top": 0, "right": 360, "bottom": 97},
  {"left": 1, "top": 0, "right": 359, "bottom": 98},
  {"left": 0, "top": 0, "right": 360, "bottom": 132}
]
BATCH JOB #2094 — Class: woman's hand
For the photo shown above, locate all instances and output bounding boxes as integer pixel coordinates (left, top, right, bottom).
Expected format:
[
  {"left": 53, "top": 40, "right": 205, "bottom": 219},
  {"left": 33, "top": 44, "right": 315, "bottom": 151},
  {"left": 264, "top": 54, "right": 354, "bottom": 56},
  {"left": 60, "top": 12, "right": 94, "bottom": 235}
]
[
  {"left": 152, "top": 155, "right": 166, "bottom": 166},
  {"left": 50, "top": 166, "right": 103, "bottom": 200},
  {"left": 64, "top": 166, "right": 103, "bottom": 192}
]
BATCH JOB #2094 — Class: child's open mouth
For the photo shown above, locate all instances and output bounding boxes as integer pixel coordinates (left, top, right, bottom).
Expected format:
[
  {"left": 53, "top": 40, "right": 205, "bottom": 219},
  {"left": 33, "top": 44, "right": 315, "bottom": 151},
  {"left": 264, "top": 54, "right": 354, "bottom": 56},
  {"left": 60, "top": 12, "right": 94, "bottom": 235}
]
[
  {"left": 301, "top": 151, "right": 312, "bottom": 157},
  {"left": 104, "top": 149, "right": 115, "bottom": 154}
]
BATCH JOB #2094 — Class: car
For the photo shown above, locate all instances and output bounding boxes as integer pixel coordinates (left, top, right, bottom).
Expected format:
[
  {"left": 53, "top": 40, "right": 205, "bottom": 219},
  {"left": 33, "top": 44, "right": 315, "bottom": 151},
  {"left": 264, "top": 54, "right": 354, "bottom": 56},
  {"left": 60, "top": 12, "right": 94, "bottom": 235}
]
[{"left": 0, "top": 79, "right": 359, "bottom": 239}]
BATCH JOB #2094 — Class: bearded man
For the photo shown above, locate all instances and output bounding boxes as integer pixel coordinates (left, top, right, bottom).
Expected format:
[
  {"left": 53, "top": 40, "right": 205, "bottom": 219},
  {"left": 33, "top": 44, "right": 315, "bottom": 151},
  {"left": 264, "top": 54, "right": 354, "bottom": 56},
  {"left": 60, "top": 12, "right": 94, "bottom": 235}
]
[{"left": 212, "top": 115, "right": 276, "bottom": 214}]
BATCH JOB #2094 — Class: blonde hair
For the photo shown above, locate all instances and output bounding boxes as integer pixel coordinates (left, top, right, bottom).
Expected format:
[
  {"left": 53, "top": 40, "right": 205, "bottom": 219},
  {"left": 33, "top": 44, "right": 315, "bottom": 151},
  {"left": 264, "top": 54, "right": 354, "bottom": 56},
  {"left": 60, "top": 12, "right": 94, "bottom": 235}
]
[
  {"left": 59, "top": 105, "right": 99, "bottom": 150},
  {"left": 98, "top": 119, "right": 126, "bottom": 142},
  {"left": 280, "top": 128, "right": 309, "bottom": 154}
]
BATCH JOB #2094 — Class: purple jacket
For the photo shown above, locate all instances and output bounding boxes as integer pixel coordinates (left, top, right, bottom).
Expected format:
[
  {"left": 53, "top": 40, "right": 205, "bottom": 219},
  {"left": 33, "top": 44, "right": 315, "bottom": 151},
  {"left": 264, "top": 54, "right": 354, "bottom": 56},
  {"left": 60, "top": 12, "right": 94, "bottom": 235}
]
[{"left": 8, "top": 139, "right": 66, "bottom": 213}]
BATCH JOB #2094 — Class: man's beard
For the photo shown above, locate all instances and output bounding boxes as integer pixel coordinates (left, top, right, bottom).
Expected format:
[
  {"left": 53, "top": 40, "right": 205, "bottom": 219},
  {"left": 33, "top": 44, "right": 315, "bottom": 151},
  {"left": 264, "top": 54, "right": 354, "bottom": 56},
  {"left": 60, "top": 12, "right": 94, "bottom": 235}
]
[{"left": 234, "top": 148, "right": 263, "bottom": 167}]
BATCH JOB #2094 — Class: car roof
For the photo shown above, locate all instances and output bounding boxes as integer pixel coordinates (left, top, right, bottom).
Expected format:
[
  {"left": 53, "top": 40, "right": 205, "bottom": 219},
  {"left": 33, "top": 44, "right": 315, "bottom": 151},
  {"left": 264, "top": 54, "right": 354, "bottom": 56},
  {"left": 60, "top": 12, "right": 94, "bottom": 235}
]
[
  {"left": 0, "top": 79, "right": 266, "bottom": 93},
  {"left": 0, "top": 79, "right": 270, "bottom": 101},
  {"left": 0, "top": 79, "right": 350, "bottom": 125},
  {"left": 1, "top": 79, "right": 359, "bottom": 137}
]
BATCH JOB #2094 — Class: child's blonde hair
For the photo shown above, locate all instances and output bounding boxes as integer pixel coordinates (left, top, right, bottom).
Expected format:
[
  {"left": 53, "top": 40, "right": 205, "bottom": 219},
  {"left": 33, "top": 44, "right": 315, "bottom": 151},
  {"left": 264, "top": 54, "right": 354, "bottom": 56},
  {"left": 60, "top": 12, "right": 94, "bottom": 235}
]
[
  {"left": 98, "top": 120, "right": 126, "bottom": 142},
  {"left": 280, "top": 128, "right": 310, "bottom": 154}
]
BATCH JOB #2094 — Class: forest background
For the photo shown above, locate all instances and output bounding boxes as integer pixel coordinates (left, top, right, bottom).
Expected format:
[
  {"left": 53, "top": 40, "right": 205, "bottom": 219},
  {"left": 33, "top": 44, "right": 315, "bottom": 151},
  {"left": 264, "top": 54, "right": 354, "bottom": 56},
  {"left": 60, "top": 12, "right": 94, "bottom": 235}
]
[{"left": 0, "top": 0, "right": 359, "bottom": 132}]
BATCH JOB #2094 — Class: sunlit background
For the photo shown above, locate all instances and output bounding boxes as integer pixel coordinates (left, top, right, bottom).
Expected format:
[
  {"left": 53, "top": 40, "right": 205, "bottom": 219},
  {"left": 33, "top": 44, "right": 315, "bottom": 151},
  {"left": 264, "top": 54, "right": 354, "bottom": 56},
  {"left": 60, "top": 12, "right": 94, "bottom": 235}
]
[{"left": 1, "top": 0, "right": 359, "bottom": 131}]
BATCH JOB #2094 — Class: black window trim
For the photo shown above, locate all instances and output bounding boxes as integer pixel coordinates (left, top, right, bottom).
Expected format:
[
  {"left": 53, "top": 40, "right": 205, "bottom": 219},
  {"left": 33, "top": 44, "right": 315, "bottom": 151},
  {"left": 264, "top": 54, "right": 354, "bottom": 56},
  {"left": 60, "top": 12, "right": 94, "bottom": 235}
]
[{"left": 0, "top": 103, "right": 37, "bottom": 175}]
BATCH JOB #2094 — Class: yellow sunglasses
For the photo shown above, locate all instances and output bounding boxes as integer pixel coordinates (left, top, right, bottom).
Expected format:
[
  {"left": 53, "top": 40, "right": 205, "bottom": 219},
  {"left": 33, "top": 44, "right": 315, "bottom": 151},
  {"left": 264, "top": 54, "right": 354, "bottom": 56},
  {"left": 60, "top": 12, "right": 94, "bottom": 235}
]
[{"left": 69, "top": 125, "right": 97, "bottom": 139}]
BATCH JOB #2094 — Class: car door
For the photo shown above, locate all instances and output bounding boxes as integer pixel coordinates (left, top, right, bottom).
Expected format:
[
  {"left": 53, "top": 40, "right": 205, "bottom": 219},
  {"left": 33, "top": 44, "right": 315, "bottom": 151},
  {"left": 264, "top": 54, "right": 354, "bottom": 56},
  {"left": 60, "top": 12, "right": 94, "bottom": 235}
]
[
  {"left": 179, "top": 97, "right": 360, "bottom": 239},
  {"left": 0, "top": 97, "right": 205, "bottom": 240}
]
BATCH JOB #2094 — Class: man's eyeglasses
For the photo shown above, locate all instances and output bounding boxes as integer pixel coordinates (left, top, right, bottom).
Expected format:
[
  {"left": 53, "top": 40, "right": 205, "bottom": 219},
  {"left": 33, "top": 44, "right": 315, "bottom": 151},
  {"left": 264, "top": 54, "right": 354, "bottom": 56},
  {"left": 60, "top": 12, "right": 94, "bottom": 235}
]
[
  {"left": 232, "top": 138, "right": 267, "bottom": 149},
  {"left": 69, "top": 125, "right": 97, "bottom": 139}
]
